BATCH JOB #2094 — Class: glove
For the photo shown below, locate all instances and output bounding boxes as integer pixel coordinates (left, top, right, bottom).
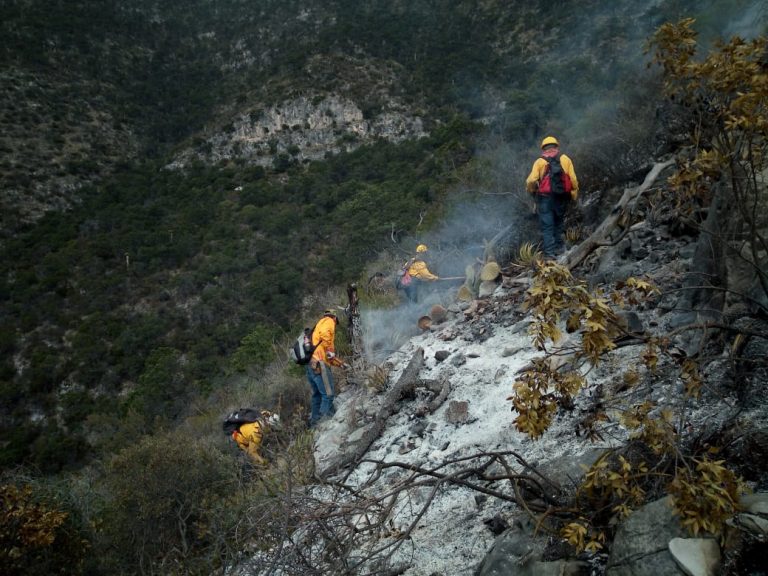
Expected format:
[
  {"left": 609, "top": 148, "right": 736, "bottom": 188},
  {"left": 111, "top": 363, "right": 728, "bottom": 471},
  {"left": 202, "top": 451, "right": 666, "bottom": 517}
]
[{"left": 326, "top": 351, "right": 335, "bottom": 360}]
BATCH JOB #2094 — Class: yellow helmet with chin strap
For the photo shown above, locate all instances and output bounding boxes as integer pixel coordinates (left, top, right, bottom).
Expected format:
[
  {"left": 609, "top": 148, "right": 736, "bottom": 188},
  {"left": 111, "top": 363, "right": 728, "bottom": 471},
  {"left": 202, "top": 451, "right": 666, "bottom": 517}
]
[
  {"left": 416, "top": 244, "right": 428, "bottom": 253},
  {"left": 540, "top": 136, "right": 559, "bottom": 149}
]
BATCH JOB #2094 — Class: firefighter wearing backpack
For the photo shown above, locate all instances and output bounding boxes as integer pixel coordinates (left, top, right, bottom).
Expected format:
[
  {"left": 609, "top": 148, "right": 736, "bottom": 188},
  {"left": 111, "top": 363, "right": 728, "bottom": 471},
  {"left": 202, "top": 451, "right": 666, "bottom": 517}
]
[
  {"left": 402, "top": 244, "right": 439, "bottom": 302},
  {"left": 307, "top": 309, "right": 349, "bottom": 427},
  {"left": 525, "top": 136, "right": 579, "bottom": 259},
  {"left": 229, "top": 410, "right": 278, "bottom": 466}
]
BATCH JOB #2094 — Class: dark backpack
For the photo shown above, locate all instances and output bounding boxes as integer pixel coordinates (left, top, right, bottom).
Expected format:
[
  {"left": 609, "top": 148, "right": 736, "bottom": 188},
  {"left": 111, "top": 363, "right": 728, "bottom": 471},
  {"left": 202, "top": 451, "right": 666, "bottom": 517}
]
[
  {"left": 289, "top": 325, "right": 316, "bottom": 365},
  {"left": 540, "top": 153, "right": 573, "bottom": 196},
  {"left": 223, "top": 408, "right": 262, "bottom": 435}
]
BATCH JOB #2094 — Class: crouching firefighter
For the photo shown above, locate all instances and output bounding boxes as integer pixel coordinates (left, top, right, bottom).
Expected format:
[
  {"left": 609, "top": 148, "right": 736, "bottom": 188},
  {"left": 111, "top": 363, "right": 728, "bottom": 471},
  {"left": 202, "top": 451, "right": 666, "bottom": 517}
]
[{"left": 223, "top": 408, "right": 280, "bottom": 466}]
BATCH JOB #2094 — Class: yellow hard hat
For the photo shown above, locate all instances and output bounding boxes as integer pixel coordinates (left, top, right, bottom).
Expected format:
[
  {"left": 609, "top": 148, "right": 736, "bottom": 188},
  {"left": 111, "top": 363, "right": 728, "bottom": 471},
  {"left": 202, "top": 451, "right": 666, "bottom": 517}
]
[
  {"left": 540, "top": 136, "right": 559, "bottom": 149},
  {"left": 416, "top": 244, "right": 428, "bottom": 253}
]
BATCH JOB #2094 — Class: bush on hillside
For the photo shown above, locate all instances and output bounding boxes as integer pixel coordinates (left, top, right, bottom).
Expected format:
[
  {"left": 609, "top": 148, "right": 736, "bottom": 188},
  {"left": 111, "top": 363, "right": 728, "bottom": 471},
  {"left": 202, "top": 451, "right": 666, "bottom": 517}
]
[
  {"left": 91, "top": 433, "right": 240, "bottom": 575},
  {"left": 0, "top": 479, "right": 89, "bottom": 575}
]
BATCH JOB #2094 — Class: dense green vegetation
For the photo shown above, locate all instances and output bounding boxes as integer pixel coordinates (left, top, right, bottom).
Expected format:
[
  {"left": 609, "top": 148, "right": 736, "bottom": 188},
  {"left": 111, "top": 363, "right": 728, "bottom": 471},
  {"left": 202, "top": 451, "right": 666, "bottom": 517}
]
[{"left": 0, "top": 116, "right": 477, "bottom": 471}]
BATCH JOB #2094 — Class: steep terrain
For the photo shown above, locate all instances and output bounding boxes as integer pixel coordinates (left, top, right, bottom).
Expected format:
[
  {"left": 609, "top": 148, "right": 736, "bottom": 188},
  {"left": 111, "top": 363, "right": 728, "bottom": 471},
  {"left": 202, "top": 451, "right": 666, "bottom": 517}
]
[
  {"left": 252, "top": 161, "right": 768, "bottom": 575},
  {"left": 0, "top": 1, "right": 766, "bottom": 574}
]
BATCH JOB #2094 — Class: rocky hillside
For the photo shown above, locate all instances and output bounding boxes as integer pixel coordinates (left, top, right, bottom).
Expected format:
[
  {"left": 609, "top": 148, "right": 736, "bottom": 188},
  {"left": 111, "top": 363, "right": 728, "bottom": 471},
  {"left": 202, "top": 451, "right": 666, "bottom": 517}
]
[
  {"left": 249, "top": 158, "right": 768, "bottom": 575},
  {"left": 3, "top": 0, "right": 751, "bottom": 234},
  {"left": 1, "top": 3, "right": 766, "bottom": 575}
]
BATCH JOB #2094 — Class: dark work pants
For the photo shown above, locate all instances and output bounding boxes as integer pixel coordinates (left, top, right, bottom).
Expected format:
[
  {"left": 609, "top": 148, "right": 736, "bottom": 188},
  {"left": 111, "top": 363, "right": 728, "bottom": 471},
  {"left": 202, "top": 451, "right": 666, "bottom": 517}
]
[
  {"left": 536, "top": 193, "right": 569, "bottom": 258},
  {"left": 307, "top": 363, "right": 335, "bottom": 426},
  {"left": 403, "top": 280, "right": 420, "bottom": 302}
]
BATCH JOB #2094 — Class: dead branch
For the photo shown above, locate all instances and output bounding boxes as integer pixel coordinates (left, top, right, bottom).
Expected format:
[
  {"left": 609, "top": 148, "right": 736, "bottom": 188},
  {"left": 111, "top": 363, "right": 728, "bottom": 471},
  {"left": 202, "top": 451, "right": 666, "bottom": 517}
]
[
  {"left": 426, "top": 378, "right": 450, "bottom": 414},
  {"left": 319, "top": 349, "right": 425, "bottom": 478},
  {"left": 264, "top": 449, "right": 573, "bottom": 575},
  {"left": 563, "top": 158, "right": 676, "bottom": 270}
]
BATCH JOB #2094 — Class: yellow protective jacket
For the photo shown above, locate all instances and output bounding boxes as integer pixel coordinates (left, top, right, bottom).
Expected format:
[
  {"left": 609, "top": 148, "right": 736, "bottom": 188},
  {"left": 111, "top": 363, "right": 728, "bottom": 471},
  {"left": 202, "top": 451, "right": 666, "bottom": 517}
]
[
  {"left": 311, "top": 315, "right": 345, "bottom": 367},
  {"left": 407, "top": 259, "right": 438, "bottom": 280},
  {"left": 525, "top": 151, "right": 579, "bottom": 201},
  {"left": 233, "top": 421, "right": 266, "bottom": 465}
]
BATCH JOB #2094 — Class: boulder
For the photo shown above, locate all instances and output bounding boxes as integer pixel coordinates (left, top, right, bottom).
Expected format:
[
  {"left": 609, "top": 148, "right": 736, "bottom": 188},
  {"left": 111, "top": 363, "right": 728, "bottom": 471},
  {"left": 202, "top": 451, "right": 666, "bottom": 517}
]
[
  {"left": 606, "top": 497, "right": 688, "bottom": 576},
  {"left": 740, "top": 492, "right": 768, "bottom": 516},
  {"left": 668, "top": 538, "right": 720, "bottom": 576},
  {"left": 434, "top": 350, "right": 451, "bottom": 362},
  {"left": 475, "top": 520, "right": 586, "bottom": 576}
]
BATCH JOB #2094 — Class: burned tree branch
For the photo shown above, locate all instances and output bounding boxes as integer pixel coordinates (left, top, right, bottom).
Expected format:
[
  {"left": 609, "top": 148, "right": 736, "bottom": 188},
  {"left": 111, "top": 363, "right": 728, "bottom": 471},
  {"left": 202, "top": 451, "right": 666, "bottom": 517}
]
[
  {"left": 319, "top": 349, "right": 425, "bottom": 478},
  {"left": 563, "top": 158, "right": 676, "bottom": 270}
]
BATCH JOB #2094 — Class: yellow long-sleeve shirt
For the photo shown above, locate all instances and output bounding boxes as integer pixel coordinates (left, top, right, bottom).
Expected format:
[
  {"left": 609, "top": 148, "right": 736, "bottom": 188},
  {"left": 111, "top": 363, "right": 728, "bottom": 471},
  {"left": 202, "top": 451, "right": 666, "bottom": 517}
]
[
  {"left": 233, "top": 421, "right": 266, "bottom": 465},
  {"left": 525, "top": 152, "right": 579, "bottom": 201},
  {"left": 407, "top": 259, "right": 438, "bottom": 280},
  {"left": 311, "top": 314, "right": 345, "bottom": 367}
]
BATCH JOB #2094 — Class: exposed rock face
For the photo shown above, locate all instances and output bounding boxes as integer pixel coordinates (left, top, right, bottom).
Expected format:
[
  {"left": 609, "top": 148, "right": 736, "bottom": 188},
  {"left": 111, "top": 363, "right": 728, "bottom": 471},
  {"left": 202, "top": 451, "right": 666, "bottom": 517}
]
[
  {"left": 606, "top": 497, "right": 688, "bottom": 576},
  {"left": 167, "top": 93, "right": 427, "bottom": 170},
  {"left": 475, "top": 518, "right": 587, "bottom": 576}
]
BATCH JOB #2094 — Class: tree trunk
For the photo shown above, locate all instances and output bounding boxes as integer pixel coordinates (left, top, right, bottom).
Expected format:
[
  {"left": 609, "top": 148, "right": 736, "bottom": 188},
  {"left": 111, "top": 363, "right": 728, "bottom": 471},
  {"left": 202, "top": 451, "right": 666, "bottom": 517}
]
[{"left": 563, "top": 158, "right": 676, "bottom": 270}]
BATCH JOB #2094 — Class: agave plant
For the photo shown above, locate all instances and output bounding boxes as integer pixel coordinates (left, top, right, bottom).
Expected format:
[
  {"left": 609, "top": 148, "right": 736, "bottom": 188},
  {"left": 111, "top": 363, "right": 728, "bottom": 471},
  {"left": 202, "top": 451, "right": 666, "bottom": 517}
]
[{"left": 516, "top": 242, "right": 542, "bottom": 268}]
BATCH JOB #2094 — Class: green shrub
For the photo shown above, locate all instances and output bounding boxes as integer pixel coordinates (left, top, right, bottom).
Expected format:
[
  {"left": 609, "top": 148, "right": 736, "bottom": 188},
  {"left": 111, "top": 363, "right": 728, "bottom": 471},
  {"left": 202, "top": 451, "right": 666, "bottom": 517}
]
[
  {"left": 93, "top": 433, "right": 240, "bottom": 575},
  {"left": 230, "top": 324, "right": 279, "bottom": 374}
]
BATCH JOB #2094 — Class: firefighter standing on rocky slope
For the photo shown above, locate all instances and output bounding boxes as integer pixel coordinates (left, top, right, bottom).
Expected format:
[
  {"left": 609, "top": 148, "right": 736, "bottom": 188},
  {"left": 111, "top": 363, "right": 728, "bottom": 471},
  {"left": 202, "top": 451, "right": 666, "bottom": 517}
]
[
  {"left": 307, "top": 309, "right": 349, "bottom": 427},
  {"left": 526, "top": 136, "right": 579, "bottom": 259}
]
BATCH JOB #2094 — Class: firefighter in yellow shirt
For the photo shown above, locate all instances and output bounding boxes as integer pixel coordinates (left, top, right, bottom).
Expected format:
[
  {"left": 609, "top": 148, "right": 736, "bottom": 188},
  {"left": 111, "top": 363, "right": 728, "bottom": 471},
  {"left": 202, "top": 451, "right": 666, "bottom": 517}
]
[
  {"left": 307, "top": 310, "right": 349, "bottom": 427},
  {"left": 525, "top": 136, "right": 579, "bottom": 259},
  {"left": 402, "top": 244, "right": 439, "bottom": 302},
  {"left": 229, "top": 410, "right": 280, "bottom": 466}
]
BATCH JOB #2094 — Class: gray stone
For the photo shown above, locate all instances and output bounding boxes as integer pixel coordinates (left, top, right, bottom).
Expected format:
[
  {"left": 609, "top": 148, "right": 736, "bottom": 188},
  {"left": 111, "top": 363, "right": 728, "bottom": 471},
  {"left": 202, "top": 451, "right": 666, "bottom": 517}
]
[
  {"left": 740, "top": 492, "right": 768, "bottom": 516},
  {"left": 631, "top": 236, "right": 650, "bottom": 259},
  {"left": 445, "top": 400, "right": 469, "bottom": 425},
  {"left": 666, "top": 311, "right": 697, "bottom": 330},
  {"left": 511, "top": 319, "right": 532, "bottom": 335},
  {"left": 479, "top": 280, "right": 498, "bottom": 298},
  {"left": 345, "top": 426, "right": 368, "bottom": 445},
  {"left": 409, "top": 420, "right": 427, "bottom": 437},
  {"left": 616, "top": 311, "right": 644, "bottom": 335},
  {"left": 668, "top": 538, "right": 720, "bottom": 576},
  {"left": 450, "top": 353, "right": 467, "bottom": 367},
  {"left": 617, "top": 238, "right": 632, "bottom": 259},
  {"left": 677, "top": 243, "right": 697, "bottom": 260},
  {"left": 474, "top": 521, "right": 545, "bottom": 576},
  {"left": 736, "top": 513, "right": 768, "bottom": 538},
  {"left": 606, "top": 497, "right": 688, "bottom": 576},
  {"left": 537, "top": 448, "right": 606, "bottom": 489},
  {"left": 476, "top": 525, "right": 586, "bottom": 576},
  {"left": 483, "top": 514, "right": 509, "bottom": 535},
  {"left": 434, "top": 350, "right": 451, "bottom": 362}
]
